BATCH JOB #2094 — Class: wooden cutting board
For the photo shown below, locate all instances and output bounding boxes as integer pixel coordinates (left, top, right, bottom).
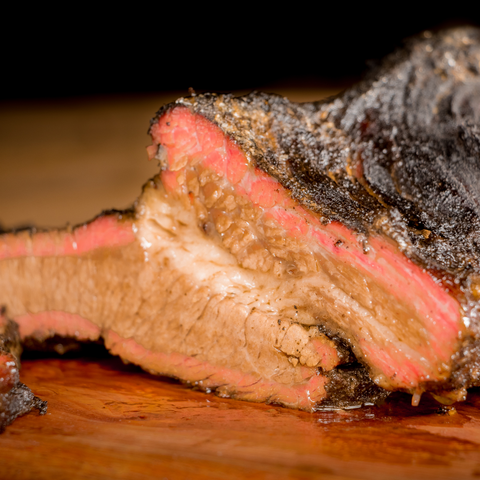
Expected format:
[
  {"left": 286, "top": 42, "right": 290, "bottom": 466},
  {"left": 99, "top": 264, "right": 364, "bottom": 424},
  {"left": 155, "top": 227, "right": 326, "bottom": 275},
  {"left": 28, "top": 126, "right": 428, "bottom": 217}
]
[
  {"left": 1, "top": 357, "right": 480, "bottom": 480},
  {"left": 1, "top": 91, "right": 480, "bottom": 480}
]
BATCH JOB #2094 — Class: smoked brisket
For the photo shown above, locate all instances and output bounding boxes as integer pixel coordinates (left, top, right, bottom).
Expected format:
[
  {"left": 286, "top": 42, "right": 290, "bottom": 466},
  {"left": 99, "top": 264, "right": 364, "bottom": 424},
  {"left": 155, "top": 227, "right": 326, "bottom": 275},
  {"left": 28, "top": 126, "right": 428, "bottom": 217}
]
[{"left": 1, "top": 27, "right": 480, "bottom": 429}]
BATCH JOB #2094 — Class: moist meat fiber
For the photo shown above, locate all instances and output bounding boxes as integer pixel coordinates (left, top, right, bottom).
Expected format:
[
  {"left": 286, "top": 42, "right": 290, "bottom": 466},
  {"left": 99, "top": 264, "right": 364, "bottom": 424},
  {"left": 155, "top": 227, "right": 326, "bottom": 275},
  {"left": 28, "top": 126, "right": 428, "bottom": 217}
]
[{"left": 2, "top": 27, "right": 480, "bottom": 428}]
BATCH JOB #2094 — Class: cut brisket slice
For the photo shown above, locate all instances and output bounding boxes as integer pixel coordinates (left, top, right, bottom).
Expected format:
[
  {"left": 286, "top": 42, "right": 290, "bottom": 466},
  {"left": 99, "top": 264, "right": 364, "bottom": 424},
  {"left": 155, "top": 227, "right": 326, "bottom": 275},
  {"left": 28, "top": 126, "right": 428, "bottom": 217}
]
[{"left": 1, "top": 27, "right": 480, "bottom": 428}]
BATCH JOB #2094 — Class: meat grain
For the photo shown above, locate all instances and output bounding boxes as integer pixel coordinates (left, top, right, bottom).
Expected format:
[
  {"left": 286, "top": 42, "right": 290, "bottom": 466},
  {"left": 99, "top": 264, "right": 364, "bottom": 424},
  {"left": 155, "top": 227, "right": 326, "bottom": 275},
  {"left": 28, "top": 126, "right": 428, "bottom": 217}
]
[{"left": 1, "top": 27, "right": 480, "bottom": 428}]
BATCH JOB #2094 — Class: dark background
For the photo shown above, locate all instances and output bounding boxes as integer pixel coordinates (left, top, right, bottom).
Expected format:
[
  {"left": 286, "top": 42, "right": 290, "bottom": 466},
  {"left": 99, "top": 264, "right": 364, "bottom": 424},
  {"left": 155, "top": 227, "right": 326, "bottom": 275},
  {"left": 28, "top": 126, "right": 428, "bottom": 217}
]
[{"left": 2, "top": 9, "right": 479, "bottom": 101}]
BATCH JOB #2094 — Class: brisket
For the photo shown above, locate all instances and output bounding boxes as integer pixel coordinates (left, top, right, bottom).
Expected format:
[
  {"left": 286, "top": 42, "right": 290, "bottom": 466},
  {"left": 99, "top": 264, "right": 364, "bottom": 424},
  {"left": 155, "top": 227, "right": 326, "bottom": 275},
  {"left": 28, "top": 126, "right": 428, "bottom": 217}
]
[{"left": 1, "top": 27, "right": 480, "bottom": 429}]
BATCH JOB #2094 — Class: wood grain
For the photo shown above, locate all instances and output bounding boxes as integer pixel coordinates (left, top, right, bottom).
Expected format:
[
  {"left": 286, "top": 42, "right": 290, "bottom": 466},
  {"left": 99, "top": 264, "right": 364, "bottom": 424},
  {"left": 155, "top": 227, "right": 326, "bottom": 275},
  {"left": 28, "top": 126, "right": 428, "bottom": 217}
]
[
  {"left": 1, "top": 357, "right": 480, "bottom": 480},
  {"left": 1, "top": 91, "right": 480, "bottom": 479}
]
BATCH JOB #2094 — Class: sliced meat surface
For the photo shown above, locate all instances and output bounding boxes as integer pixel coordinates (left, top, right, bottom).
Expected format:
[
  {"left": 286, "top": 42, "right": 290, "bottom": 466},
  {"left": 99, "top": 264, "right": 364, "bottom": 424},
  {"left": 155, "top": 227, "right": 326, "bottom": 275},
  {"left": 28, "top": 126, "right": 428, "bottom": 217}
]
[
  {"left": 0, "top": 204, "right": 386, "bottom": 413},
  {"left": 1, "top": 27, "right": 480, "bottom": 428}
]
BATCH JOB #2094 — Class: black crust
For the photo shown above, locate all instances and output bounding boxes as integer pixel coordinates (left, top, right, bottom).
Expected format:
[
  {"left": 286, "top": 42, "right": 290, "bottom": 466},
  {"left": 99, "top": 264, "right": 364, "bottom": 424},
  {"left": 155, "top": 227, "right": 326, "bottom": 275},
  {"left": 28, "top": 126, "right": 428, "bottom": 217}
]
[
  {"left": 0, "top": 315, "right": 22, "bottom": 363},
  {"left": 321, "top": 364, "right": 391, "bottom": 410},
  {"left": 0, "top": 383, "right": 47, "bottom": 432},
  {"left": 151, "top": 26, "right": 480, "bottom": 280},
  {"left": 0, "top": 316, "right": 47, "bottom": 431}
]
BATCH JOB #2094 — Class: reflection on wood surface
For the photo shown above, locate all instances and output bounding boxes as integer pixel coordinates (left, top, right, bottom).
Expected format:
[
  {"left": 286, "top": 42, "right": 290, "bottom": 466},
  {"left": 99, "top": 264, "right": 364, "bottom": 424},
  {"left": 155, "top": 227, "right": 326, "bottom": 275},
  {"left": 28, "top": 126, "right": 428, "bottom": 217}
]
[{"left": 1, "top": 357, "right": 480, "bottom": 480}]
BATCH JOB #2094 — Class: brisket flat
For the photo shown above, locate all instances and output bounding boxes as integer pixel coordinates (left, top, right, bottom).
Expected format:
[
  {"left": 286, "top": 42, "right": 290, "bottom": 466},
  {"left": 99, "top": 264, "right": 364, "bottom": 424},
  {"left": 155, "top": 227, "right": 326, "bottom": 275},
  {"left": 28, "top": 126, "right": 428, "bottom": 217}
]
[{"left": 1, "top": 27, "right": 480, "bottom": 429}]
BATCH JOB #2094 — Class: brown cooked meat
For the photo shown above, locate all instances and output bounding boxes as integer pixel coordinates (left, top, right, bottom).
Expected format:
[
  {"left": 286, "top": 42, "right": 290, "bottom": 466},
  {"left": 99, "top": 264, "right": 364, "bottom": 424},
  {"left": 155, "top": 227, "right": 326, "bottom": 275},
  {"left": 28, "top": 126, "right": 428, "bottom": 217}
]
[{"left": 1, "top": 26, "right": 480, "bottom": 429}]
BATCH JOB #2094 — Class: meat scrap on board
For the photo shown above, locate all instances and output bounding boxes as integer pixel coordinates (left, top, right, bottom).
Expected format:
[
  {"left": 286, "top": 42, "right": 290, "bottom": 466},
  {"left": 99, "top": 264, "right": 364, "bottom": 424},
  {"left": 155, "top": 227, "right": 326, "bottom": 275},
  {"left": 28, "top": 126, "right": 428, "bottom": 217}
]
[{"left": 1, "top": 27, "right": 480, "bottom": 429}]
